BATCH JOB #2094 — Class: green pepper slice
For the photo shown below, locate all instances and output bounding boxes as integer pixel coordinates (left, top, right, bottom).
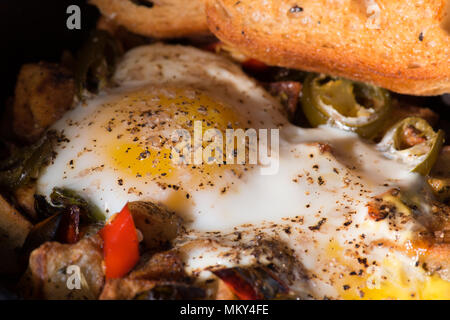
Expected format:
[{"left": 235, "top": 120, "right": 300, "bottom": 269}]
[
  {"left": 50, "top": 187, "right": 105, "bottom": 222},
  {"left": 74, "top": 30, "right": 122, "bottom": 99},
  {"left": 301, "top": 74, "right": 391, "bottom": 139},
  {"left": 0, "top": 136, "right": 53, "bottom": 190},
  {"left": 378, "top": 117, "right": 444, "bottom": 175}
]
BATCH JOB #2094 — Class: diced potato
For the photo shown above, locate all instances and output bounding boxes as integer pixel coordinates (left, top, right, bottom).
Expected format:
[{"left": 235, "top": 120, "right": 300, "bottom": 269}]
[
  {"left": 0, "top": 195, "right": 32, "bottom": 274},
  {"left": 13, "top": 62, "right": 75, "bottom": 142},
  {"left": 100, "top": 250, "right": 204, "bottom": 300},
  {"left": 392, "top": 102, "right": 439, "bottom": 127},
  {"left": 100, "top": 250, "right": 185, "bottom": 300},
  {"left": 429, "top": 146, "right": 450, "bottom": 202},
  {"left": 128, "top": 250, "right": 186, "bottom": 281},
  {"left": 99, "top": 278, "right": 156, "bottom": 300},
  {"left": 428, "top": 177, "right": 450, "bottom": 202},
  {"left": 22, "top": 235, "right": 104, "bottom": 299},
  {"left": 14, "top": 183, "right": 37, "bottom": 220},
  {"left": 128, "top": 201, "right": 184, "bottom": 250},
  {"left": 267, "top": 81, "right": 302, "bottom": 121}
]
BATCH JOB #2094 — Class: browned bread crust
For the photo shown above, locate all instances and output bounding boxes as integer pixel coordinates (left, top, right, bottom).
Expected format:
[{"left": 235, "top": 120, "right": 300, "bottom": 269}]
[
  {"left": 91, "top": 0, "right": 209, "bottom": 38},
  {"left": 205, "top": 0, "right": 450, "bottom": 95}
]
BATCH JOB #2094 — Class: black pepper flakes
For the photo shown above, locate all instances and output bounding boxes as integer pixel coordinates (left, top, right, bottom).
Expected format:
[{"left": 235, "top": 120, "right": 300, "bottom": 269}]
[
  {"left": 419, "top": 32, "right": 424, "bottom": 41},
  {"left": 137, "top": 150, "right": 150, "bottom": 160},
  {"left": 290, "top": 5, "right": 303, "bottom": 13},
  {"left": 308, "top": 218, "right": 327, "bottom": 231},
  {"left": 357, "top": 257, "right": 369, "bottom": 268},
  {"left": 318, "top": 176, "right": 325, "bottom": 185},
  {"left": 131, "top": 0, "right": 154, "bottom": 8}
]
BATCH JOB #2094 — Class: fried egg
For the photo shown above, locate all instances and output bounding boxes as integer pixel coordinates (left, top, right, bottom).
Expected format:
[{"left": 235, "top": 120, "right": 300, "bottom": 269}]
[{"left": 37, "top": 44, "right": 450, "bottom": 299}]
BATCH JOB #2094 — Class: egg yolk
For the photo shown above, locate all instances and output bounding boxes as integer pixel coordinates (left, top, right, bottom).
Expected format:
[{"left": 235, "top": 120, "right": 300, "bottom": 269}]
[
  {"left": 107, "top": 87, "right": 250, "bottom": 182},
  {"left": 111, "top": 144, "right": 174, "bottom": 178},
  {"left": 327, "top": 240, "right": 450, "bottom": 299}
]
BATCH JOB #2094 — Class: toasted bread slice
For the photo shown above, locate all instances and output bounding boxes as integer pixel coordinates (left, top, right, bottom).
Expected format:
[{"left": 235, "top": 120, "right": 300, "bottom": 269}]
[
  {"left": 91, "top": 0, "right": 209, "bottom": 38},
  {"left": 205, "top": 0, "right": 450, "bottom": 95}
]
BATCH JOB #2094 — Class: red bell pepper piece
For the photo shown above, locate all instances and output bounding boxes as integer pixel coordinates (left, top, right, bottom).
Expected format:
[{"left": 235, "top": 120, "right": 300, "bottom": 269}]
[
  {"left": 57, "top": 205, "right": 80, "bottom": 244},
  {"left": 201, "top": 41, "right": 220, "bottom": 53},
  {"left": 212, "top": 267, "right": 289, "bottom": 300},
  {"left": 100, "top": 203, "right": 139, "bottom": 279},
  {"left": 213, "top": 268, "right": 260, "bottom": 300},
  {"left": 241, "top": 58, "right": 269, "bottom": 73}
]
